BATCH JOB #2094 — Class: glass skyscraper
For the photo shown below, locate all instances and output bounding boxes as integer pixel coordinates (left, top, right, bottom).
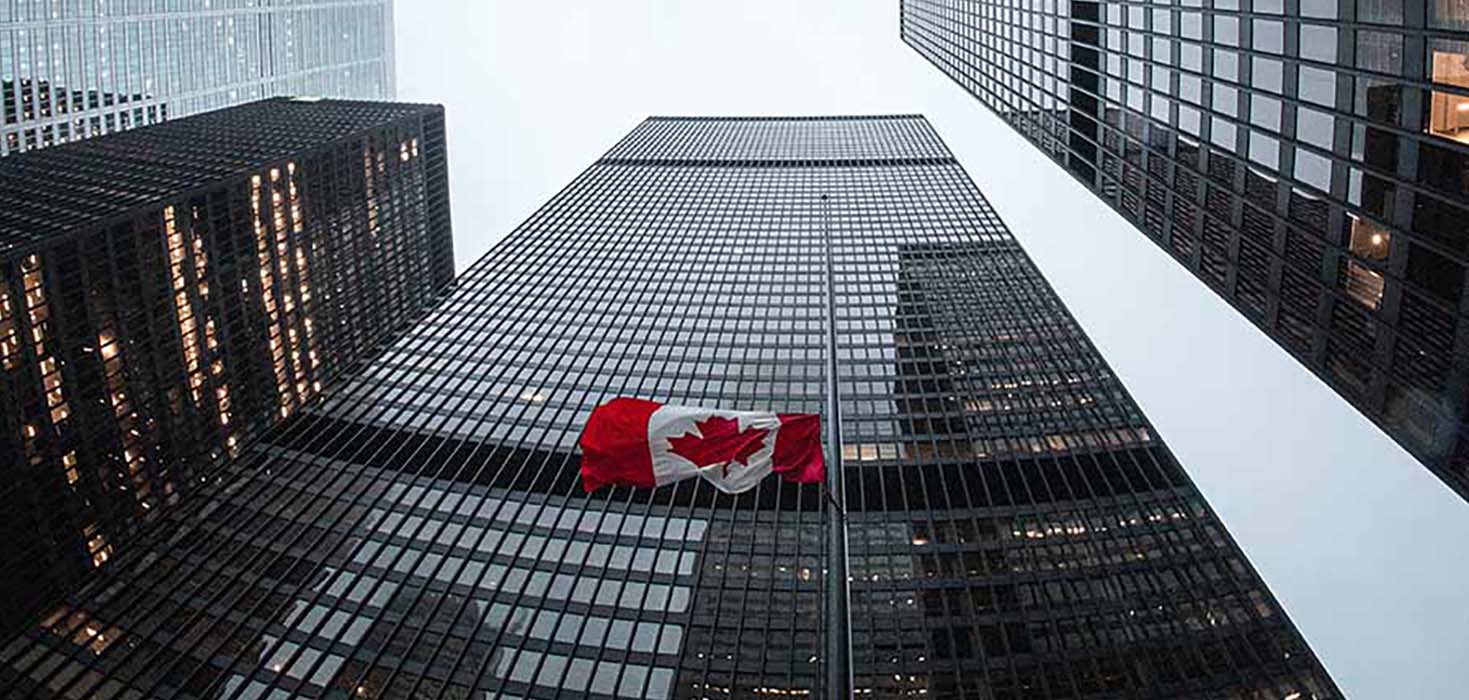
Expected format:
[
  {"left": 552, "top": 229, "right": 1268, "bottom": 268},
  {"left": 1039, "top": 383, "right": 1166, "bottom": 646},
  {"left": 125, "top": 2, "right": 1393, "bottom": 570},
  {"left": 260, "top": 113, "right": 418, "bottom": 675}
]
[
  {"left": 1, "top": 116, "right": 1336, "bottom": 699},
  {"left": 0, "top": 0, "right": 395, "bottom": 156},
  {"left": 0, "top": 97, "right": 453, "bottom": 637},
  {"left": 902, "top": 0, "right": 1469, "bottom": 501}
]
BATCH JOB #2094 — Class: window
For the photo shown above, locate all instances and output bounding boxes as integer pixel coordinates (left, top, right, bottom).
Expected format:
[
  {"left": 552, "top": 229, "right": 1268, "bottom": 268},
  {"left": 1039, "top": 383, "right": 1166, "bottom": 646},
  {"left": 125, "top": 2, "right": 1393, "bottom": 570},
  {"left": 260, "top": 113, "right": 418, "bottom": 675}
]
[
  {"left": 1295, "top": 148, "right": 1333, "bottom": 190},
  {"left": 1214, "top": 49, "right": 1239, "bottom": 81},
  {"left": 1343, "top": 260, "right": 1386, "bottom": 309},
  {"left": 1349, "top": 217, "right": 1391, "bottom": 262},
  {"left": 1252, "top": 20, "right": 1284, "bottom": 54},
  {"left": 1418, "top": 140, "right": 1469, "bottom": 197},
  {"left": 1413, "top": 194, "right": 1469, "bottom": 255},
  {"left": 1213, "top": 84, "right": 1239, "bottom": 116},
  {"left": 1182, "top": 13, "right": 1203, "bottom": 39},
  {"left": 1407, "top": 243, "right": 1466, "bottom": 301},
  {"left": 1349, "top": 168, "right": 1397, "bottom": 219},
  {"left": 1301, "top": 0, "right": 1339, "bottom": 17},
  {"left": 1253, "top": 57, "right": 1284, "bottom": 94},
  {"left": 1183, "top": 43, "right": 1203, "bottom": 71},
  {"left": 1250, "top": 96, "right": 1282, "bottom": 130},
  {"left": 1343, "top": 216, "right": 1391, "bottom": 309},
  {"left": 1356, "top": 78, "right": 1401, "bottom": 126},
  {"left": 1427, "top": 41, "right": 1469, "bottom": 143},
  {"left": 1214, "top": 17, "right": 1240, "bottom": 46},
  {"left": 1296, "top": 107, "right": 1335, "bottom": 150},
  {"left": 1430, "top": 0, "right": 1469, "bottom": 29},
  {"left": 1181, "top": 105, "right": 1202, "bottom": 135},
  {"left": 1212, "top": 117, "right": 1238, "bottom": 148},
  {"left": 1357, "top": 31, "right": 1404, "bottom": 74},
  {"left": 1181, "top": 74, "right": 1203, "bottom": 103},
  {"left": 1299, "top": 25, "right": 1338, "bottom": 63},
  {"left": 1299, "top": 66, "right": 1338, "bottom": 107},
  {"left": 1250, "top": 132, "right": 1281, "bottom": 169},
  {"left": 1345, "top": 215, "right": 1386, "bottom": 308},
  {"left": 1358, "top": 0, "right": 1406, "bottom": 24}
]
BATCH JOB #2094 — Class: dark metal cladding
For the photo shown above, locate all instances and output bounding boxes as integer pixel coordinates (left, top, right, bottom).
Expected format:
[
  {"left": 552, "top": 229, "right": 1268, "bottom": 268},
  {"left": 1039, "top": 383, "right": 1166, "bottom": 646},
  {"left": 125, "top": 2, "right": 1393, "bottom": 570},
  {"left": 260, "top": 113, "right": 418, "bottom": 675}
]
[
  {"left": 902, "top": 0, "right": 1469, "bottom": 503},
  {"left": 2, "top": 116, "right": 1333, "bottom": 699},
  {"left": 0, "top": 98, "right": 455, "bottom": 637}
]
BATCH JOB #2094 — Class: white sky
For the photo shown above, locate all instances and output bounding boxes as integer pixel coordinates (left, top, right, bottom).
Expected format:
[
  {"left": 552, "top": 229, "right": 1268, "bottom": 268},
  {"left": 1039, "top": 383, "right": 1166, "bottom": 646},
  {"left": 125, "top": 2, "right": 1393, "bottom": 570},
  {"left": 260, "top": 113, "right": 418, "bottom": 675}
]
[{"left": 394, "top": 2, "right": 1468, "bottom": 695}]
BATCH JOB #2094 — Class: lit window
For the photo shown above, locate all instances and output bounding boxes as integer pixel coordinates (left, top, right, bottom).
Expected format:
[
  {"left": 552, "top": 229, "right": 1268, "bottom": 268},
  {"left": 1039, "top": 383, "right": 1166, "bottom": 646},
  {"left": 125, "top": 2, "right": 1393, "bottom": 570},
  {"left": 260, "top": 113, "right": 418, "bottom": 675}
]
[
  {"left": 1428, "top": 43, "right": 1469, "bottom": 143},
  {"left": 1344, "top": 216, "right": 1391, "bottom": 309},
  {"left": 1348, "top": 215, "right": 1392, "bottom": 261},
  {"left": 1344, "top": 261, "right": 1387, "bottom": 310}
]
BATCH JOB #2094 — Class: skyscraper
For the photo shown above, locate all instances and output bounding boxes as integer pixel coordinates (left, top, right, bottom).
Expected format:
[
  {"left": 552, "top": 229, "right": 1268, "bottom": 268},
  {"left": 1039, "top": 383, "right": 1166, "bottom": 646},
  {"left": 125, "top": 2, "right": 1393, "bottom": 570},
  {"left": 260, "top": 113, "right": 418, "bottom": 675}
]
[
  {"left": 0, "top": 0, "right": 396, "bottom": 156},
  {"left": 902, "top": 0, "right": 1469, "bottom": 501},
  {"left": 1, "top": 116, "right": 1336, "bottom": 699},
  {"left": 0, "top": 97, "right": 454, "bottom": 636}
]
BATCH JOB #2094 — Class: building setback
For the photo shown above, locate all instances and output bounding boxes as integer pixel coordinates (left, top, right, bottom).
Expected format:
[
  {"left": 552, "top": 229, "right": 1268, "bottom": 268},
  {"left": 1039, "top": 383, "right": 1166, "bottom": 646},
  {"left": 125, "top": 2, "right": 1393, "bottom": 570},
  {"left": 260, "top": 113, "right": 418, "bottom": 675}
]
[
  {"left": 1, "top": 116, "right": 1334, "bottom": 699},
  {"left": 0, "top": 97, "right": 454, "bottom": 636},
  {"left": 0, "top": 0, "right": 396, "bottom": 156},
  {"left": 903, "top": 0, "right": 1469, "bottom": 501}
]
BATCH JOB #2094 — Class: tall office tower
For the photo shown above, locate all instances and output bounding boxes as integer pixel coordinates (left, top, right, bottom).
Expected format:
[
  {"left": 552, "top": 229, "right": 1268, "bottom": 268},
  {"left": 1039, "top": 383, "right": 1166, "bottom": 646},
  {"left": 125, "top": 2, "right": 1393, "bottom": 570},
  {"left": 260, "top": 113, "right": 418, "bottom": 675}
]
[
  {"left": 0, "top": 97, "right": 454, "bottom": 637},
  {"left": 902, "top": 0, "right": 1469, "bottom": 500},
  {"left": 0, "top": 0, "right": 396, "bottom": 156},
  {"left": 0, "top": 116, "right": 1335, "bottom": 699}
]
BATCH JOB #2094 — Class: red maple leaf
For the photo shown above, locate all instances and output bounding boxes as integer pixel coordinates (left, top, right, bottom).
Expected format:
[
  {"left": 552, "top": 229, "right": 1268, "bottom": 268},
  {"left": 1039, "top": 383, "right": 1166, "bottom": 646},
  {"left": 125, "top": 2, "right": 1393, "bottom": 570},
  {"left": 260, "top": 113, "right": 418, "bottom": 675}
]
[{"left": 667, "top": 415, "right": 768, "bottom": 478}]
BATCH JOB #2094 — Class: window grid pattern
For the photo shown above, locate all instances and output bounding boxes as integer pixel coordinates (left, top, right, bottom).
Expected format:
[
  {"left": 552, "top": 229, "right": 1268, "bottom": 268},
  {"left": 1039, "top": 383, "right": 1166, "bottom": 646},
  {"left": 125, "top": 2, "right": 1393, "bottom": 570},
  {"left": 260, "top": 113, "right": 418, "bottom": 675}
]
[
  {"left": 903, "top": 0, "right": 1469, "bottom": 502},
  {"left": 0, "top": 0, "right": 394, "bottom": 156},
  {"left": 2, "top": 116, "right": 1335, "bottom": 699},
  {"left": 0, "top": 98, "right": 454, "bottom": 639}
]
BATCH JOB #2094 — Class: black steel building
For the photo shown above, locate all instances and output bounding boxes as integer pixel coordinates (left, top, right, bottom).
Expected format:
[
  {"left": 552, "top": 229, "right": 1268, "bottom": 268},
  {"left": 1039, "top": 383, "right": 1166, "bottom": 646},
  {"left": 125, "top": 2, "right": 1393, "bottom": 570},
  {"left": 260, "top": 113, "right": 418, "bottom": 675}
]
[
  {"left": 902, "top": 0, "right": 1469, "bottom": 500},
  {"left": 0, "top": 98, "right": 454, "bottom": 636},
  {"left": 2, "top": 116, "right": 1335, "bottom": 699}
]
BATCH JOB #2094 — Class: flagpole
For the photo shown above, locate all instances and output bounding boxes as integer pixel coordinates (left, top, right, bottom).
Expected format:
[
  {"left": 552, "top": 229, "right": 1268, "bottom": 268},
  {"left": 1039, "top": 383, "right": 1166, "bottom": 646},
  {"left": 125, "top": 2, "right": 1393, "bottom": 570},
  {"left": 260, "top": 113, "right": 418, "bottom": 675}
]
[{"left": 820, "top": 193, "right": 854, "bottom": 697}]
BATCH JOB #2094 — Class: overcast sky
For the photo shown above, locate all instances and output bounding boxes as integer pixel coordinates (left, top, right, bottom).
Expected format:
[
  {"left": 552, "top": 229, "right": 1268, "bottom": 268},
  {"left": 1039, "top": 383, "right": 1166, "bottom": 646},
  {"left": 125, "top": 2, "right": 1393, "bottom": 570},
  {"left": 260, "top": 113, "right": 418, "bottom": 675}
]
[{"left": 394, "top": 2, "right": 1467, "bottom": 695}]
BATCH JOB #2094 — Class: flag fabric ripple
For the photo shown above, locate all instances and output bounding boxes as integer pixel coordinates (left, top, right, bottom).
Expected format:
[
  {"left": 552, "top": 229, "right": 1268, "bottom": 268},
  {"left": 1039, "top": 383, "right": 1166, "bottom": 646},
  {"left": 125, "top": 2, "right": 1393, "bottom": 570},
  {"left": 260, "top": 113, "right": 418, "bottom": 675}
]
[{"left": 579, "top": 398, "right": 824, "bottom": 494}]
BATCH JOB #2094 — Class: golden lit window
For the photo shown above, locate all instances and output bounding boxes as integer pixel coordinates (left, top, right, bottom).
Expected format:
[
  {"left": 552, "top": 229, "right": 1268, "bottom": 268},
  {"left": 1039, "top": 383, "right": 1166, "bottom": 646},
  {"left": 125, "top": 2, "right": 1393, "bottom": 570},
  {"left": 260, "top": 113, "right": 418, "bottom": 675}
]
[
  {"left": 1344, "top": 261, "right": 1387, "bottom": 309},
  {"left": 1428, "top": 45, "right": 1469, "bottom": 143},
  {"left": 1349, "top": 215, "right": 1391, "bottom": 261},
  {"left": 1344, "top": 215, "right": 1390, "bottom": 310},
  {"left": 84, "top": 525, "right": 113, "bottom": 568}
]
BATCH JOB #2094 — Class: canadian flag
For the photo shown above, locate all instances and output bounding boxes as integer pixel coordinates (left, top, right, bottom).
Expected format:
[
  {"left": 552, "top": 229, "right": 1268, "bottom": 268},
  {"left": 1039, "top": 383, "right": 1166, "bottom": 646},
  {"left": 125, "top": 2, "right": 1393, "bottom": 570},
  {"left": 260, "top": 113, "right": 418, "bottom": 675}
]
[{"left": 579, "top": 398, "right": 825, "bottom": 494}]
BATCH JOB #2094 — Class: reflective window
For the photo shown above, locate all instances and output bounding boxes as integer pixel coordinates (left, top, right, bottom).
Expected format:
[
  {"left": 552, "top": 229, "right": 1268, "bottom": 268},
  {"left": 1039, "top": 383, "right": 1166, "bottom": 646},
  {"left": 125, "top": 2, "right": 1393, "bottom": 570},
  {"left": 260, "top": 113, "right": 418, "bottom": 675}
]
[
  {"left": 1212, "top": 116, "right": 1239, "bottom": 148},
  {"left": 1214, "top": 84, "right": 1240, "bottom": 116},
  {"left": 1251, "top": 95, "right": 1282, "bottom": 130},
  {"left": 1214, "top": 49, "right": 1240, "bottom": 81},
  {"left": 1357, "top": 31, "right": 1404, "bottom": 74},
  {"left": 1250, "top": 131, "right": 1281, "bottom": 169},
  {"left": 1253, "top": 57, "right": 1285, "bottom": 93},
  {"left": 1301, "top": 0, "right": 1340, "bottom": 18},
  {"left": 1252, "top": 20, "right": 1285, "bottom": 54},
  {"left": 1295, "top": 148, "right": 1333, "bottom": 190},
  {"left": 1430, "top": 0, "right": 1469, "bottom": 29},
  {"left": 1214, "top": 16, "right": 1240, "bottom": 46},
  {"left": 1299, "top": 65, "right": 1338, "bottom": 107},
  {"left": 1358, "top": 0, "right": 1406, "bottom": 24},
  {"left": 1299, "top": 25, "right": 1338, "bottom": 63},
  {"left": 1298, "top": 108, "right": 1335, "bottom": 153}
]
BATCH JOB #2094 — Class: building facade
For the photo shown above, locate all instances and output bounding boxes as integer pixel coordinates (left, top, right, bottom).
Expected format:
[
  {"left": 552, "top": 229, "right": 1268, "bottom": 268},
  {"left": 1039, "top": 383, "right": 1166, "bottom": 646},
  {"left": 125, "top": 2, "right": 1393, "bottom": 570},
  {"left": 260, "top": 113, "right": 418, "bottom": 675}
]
[
  {"left": 903, "top": 0, "right": 1469, "bottom": 501},
  {"left": 0, "top": 97, "right": 454, "bottom": 636},
  {"left": 1, "top": 116, "right": 1335, "bottom": 699},
  {"left": 0, "top": 0, "right": 395, "bottom": 156}
]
